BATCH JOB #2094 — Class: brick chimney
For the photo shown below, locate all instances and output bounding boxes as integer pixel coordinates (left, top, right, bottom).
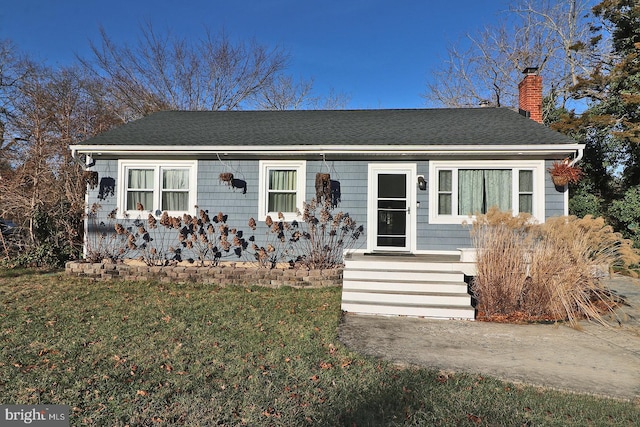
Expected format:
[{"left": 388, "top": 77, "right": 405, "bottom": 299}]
[{"left": 518, "top": 67, "right": 543, "bottom": 123}]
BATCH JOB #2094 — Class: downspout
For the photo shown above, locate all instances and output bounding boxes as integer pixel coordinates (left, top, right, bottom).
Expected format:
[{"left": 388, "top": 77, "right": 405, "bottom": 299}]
[
  {"left": 70, "top": 147, "right": 95, "bottom": 258},
  {"left": 70, "top": 147, "right": 95, "bottom": 170},
  {"left": 568, "top": 147, "right": 584, "bottom": 167},
  {"left": 83, "top": 165, "right": 90, "bottom": 259},
  {"left": 564, "top": 147, "right": 584, "bottom": 216}
]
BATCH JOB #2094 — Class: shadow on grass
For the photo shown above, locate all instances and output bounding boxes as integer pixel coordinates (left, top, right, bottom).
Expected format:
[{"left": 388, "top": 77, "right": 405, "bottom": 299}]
[
  {"left": 312, "top": 366, "right": 451, "bottom": 426},
  {"left": 0, "top": 267, "right": 62, "bottom": 279}
]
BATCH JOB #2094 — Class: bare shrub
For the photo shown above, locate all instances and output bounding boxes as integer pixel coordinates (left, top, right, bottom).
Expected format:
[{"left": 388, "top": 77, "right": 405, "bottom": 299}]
[
  {"left": 246, "top": 198, "right": 363, "bottom": 269},
  {"left": 245, "top": 212, "right": 295, "bottom": 269},
  {"left": 130, "top": 213, "right": 185, "bottom": 266},
  {"left": 84, "top": 202, "right": 362, "bottom": 269},
  {"left": 95, "top": 209, "right": 244, "bottom": 266},
  {"left": 470, "top": 208, "right": 639, "bottom": 327},
  {"left": 84, "top": 204, "right": 131, "bottom": 263},
  {"left": 295, "top": 198, "right": 364, "bottom": 269},
  {"left": 177, "top": 210, "right": 243, "bottom": 266}
]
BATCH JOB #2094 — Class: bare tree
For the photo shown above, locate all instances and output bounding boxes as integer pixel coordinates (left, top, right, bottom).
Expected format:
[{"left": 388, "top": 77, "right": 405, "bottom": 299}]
[
  {"left": 79, "top": 23, "right": 290, "bottom": 119},
  {"left": 423, "top": 0, "right": 602, "bottom": 113},
  {"left": 253, "top": 75, "right": 350, "bottom": 110},
  {"left": 0, "top": 40, "right": 35, "bottom": 156},
  {"left": 0, "top": 62, "right": 121, "bottom": 258},
  {"left": 254, "top": 75, "right": 314, "bottom": 110}
]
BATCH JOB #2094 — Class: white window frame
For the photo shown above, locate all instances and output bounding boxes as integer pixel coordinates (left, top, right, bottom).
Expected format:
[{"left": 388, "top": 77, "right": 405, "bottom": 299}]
[
  {"left": 117, "top": 159, "right": 198, "bottom": 218},
  {"left": 428, "top": 160, "right": 545, "bottom": 224},
  {"left": 258, "top": 160, "right": 306, "bottom": 222}
]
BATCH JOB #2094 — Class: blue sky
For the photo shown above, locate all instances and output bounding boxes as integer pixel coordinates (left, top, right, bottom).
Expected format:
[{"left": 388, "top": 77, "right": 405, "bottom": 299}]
[{"left": 0, "top": 0, "right": 510, "bottom": 109}]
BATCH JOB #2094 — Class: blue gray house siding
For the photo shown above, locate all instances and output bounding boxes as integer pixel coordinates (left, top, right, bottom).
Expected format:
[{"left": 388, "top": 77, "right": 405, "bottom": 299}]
[
  {"left": 86, "top": 158, "right": 371, "bottom": 262},
  {"left": 86, "top": 157, "right": 568, "bottom": 257},
  {"left": 90, "top": 159, "right": 118, "bottom": 214},
  {"left": 544, "top": 159, "right": 567, "bottom": 217}
]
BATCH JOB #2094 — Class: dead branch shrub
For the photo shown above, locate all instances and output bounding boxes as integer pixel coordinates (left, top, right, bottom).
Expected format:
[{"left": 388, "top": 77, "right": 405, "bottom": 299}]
[
  {"left": 470, "top": 208, "right": 638, "bottom": 327},
  {"left": 85, "top": 207, "right": 243, "bottom": 266},
  {"left": 84, "top": 205, "right": 133, "bottom": 263},
  {"left": 245, "top": 198, "right": 363, "bottom": 269},
  {"left": 178, "top": 209, "right": 244, "bottom": 266},
  {"left": 295, "top": 198, "right": 364, "bottom": 269}
]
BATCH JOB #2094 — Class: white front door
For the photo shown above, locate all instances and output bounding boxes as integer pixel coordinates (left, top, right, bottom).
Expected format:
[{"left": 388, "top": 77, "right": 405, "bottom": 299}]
[{"left": 368, "top": 164, "right": 416, "bottom": 252}]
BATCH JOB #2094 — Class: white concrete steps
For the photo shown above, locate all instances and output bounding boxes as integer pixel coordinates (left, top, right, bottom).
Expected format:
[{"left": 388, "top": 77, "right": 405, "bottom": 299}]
[
  {"left": 342, "top": 279, "right": 469, "bottom": 295},
  {"left": 342, "top": 290, "right": 471, "bottom": 306},
  {"left": 344, "top": 258, "right": 464, "bottom": 273},
  {"left": 344, "top": 268, "right": 463, "bottom": 283},
  {"left": 341, "top": 254, "right": 475, "bottom": 320},
  {"left": 340, "top": 302, "right": 476, "bottom": 320}
]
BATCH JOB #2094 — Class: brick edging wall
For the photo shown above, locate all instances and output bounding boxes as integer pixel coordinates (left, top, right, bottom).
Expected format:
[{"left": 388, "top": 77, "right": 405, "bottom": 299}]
[{"left": 65, "top": 261, "right": 343, "bottom": 288}]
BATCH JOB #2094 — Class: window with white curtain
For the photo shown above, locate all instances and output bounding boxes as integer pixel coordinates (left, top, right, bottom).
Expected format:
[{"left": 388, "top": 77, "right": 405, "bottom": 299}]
[
  {"left": 119, "top": 160, "right": 197, "bottom": 216},
  {"left": 259, "top": 160, "right": 306, "bottom": 221},
  {"left": 457, "top": 169, "right": 512, "bottom": 215},
  {"left": 429, "top": 160, "right": 544, "bottom": 224}
]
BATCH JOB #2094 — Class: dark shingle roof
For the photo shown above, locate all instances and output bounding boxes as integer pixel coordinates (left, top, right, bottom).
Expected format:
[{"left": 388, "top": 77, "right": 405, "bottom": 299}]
[{"left": 79, "top": 108, "right": 577, "bottom": 147}]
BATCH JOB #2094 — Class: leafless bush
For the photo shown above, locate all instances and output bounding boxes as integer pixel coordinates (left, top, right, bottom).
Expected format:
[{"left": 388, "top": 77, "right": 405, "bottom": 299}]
[
  {"left": 84, "top": 201, "right": 363, "bottom": 269},
  {"left": 245, "top": 213, "right": 297, "bottom": 269},
  {"left": 85, "top": 207, "right": 244, "bottom": 266},
  {"left": 470, "top": 208, "right": 638, "bottom": 327},
  {"left": 84, "top": 204, "right": 131, "bottom": 263},
  {"left": 246, "top": 198, "right": 363, "bottom": 269},
  {"left": 295, "top": 198, "right": 363, "bottom": 269},
  {"left": 177, "top": 210, "right": 243, "bottom": 266}
]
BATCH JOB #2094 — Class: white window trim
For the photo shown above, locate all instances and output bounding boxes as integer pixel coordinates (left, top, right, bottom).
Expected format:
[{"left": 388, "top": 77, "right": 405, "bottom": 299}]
[
  {"left": 117, "top": 159, "right": 198, "bottom": 218},
  {"left": 428, "top": 160, "right": 545, "bottom": 225},
  {"left": 258, "top": 160, "right": 306, "bottom": 222}
]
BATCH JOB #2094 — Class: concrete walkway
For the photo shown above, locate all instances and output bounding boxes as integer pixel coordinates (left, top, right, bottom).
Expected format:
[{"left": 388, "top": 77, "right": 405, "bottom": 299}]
[{"left": 338, "top": 274, "right": 640, "bottom": 401}]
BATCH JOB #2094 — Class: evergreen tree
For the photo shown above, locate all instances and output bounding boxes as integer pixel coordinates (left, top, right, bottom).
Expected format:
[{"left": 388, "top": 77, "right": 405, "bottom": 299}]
[
  {"left": 560, "top": 0, "right": 640, "bottom": 187},
  {"left": 554, "top": 0, "right": 640, "bottom": 243}
]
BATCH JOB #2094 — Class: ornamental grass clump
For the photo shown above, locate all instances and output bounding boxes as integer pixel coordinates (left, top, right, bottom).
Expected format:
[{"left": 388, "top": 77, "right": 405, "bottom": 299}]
[
  {"left": 470, "top": 208, "right": 639, "bottom": 327},
  {"left": 469, "top": 210, "right": 534, "bottom": 318}
]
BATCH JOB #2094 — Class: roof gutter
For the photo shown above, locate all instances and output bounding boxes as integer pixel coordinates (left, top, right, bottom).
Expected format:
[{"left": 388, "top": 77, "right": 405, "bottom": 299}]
[{"left": 70, "top": 143, "right": 585, "bottom": 157}]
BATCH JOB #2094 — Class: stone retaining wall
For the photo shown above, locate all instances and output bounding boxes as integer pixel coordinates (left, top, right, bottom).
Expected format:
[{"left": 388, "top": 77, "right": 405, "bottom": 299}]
[{"left": 65, "top": 261, "right": 342, "bottom": 288}]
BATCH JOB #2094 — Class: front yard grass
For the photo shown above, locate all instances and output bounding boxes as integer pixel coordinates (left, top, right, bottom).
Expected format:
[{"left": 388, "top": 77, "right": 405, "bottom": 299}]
[{"left": 1, "top": 272, "right": 638, "bottom": 426}]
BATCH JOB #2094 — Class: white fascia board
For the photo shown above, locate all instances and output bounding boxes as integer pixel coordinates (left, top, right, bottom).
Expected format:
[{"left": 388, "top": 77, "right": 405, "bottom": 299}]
[{"left": 70, "top": 143, "right": 585, "bottom": 157}]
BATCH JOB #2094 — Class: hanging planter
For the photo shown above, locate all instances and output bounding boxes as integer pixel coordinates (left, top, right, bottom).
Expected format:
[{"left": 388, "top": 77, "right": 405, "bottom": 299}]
[
  {"left": 548, "top": 159, "right": 583, "bottom": 187},
  {"left": 219, "top": 172, "right": 234, "bottom": 185},
  {"left": 551, "top": 174, "right": 570, "bottom": 187},
  {"left": 315, "top": 173, "right": 331, "bottom": 202},
  {"left": 82, "top": 170, "right": 99, "bottom": 189}
]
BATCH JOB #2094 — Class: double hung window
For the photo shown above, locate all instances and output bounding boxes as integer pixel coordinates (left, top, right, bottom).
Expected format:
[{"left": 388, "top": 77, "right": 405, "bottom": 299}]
[
  {"left": 119, "top": 160, "right": 197, "bottom": 216},
  {"left": 259, "top": 160, "right": 306, "bottom": 221},
  {"left": 430, "top": 161, "right": 543, "bottom": 224}
]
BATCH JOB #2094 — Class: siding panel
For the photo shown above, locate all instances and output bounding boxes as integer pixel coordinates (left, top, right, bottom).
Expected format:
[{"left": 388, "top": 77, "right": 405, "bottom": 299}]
[
  {"left": 545, "top": 160, "right": 567, "bottom": 218},
  {"left": 85, "top": 157, "right": 566, "bottom": 257}
]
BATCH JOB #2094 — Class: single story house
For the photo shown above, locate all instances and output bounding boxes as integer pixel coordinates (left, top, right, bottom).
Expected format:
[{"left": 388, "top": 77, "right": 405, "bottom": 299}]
[{"left": 70, "top": 68, "right": 584, "bottom": 320}]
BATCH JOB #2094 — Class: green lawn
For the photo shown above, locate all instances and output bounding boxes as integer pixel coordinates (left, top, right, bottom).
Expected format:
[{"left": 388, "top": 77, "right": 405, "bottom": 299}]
[{"left": 1, "top": 271, "right": 638, "bottom": 426}]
